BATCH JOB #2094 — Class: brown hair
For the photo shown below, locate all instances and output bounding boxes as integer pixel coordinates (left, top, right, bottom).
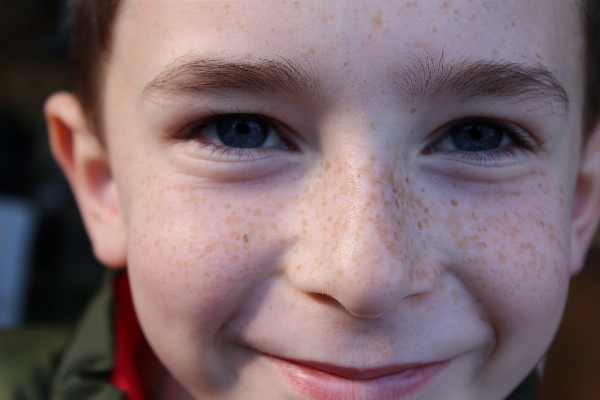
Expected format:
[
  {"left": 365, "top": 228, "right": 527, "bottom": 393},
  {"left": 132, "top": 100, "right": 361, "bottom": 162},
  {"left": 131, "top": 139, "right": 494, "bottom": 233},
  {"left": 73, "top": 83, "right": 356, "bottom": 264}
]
[
  {"left": 70, "top": 0, "right": 600, "bottom": 137},
  {"left": 70, "top": 0, "right": 123, "bottom": 135}
]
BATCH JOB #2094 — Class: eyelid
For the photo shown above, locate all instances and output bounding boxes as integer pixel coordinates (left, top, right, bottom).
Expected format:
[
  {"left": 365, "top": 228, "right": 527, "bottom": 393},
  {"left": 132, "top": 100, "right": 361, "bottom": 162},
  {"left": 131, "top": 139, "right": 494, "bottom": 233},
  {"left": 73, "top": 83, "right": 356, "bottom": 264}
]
[
  {"left": 424, "top": 117, "right": 540, "bottom": 156},
  {"left": 175, "top": 109, "right": 270, "bottom": 140},
  {"left": 172, "top": 110, "right": 297, "bottom": 162}
]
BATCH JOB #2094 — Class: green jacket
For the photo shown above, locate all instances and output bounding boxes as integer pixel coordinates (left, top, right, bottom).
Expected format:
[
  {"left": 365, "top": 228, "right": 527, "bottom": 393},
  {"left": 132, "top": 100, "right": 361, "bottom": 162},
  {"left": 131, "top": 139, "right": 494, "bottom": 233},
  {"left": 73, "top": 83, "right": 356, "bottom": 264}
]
[
  {"left": 0, "top": 272, "right": 539, "bottom": 400},
  {"left": 0, "top": 272, "right": 125, "bottom": 400}
]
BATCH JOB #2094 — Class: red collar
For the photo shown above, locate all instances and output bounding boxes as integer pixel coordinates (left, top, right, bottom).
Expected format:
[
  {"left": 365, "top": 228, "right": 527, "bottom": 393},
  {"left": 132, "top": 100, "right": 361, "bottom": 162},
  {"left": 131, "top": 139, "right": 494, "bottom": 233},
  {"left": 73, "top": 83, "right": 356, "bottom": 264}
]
[{"left": 110, "top": 272, "right": 157, "bottom": 400}]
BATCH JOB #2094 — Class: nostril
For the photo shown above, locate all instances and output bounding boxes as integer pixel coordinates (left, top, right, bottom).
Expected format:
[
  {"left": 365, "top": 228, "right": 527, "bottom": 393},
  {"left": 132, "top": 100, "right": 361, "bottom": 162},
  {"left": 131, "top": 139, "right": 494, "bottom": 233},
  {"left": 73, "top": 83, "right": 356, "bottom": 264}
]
[
  {"left": 309, "top": 292, "right": 344, "bottom": 309},
  {"left": 308, "top": 292, "right": 391, "bottom": 319}
]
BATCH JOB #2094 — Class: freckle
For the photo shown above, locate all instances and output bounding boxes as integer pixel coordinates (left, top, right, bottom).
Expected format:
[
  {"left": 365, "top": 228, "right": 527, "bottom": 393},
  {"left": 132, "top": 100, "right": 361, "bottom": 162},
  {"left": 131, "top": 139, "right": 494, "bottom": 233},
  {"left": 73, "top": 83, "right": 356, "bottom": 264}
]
[
  {"left": 418, "top": 221, "right": 422, "bottom": 230},
  {"left": 424, "top": 207, "right": 429, "bottom": 214},
  {"left": 451, "top": 199, "right": 458, "bottom": 206},
  {"left": 492, "top": 49, "right": 498, "bottom": 56},
  {"left": 243, "top": 234, "right": 249, "bottom": 243},
  {"left": 454, "top": 9, "right": 460, "bottom": 15},
  {"left": 369, "top": 121, "right": 377, "bottom": 130},
  {"left": 371, "top": 10, "right": 383, "bottom": 28},
  {"left": 411, "top": 108, "right": 417, "bottom": 113},
  {"left": 343, "top": 62, "right": 348, "bottom": 66},
  {"left": 431, "top": 28, "right": 437, "bottom": 33}
]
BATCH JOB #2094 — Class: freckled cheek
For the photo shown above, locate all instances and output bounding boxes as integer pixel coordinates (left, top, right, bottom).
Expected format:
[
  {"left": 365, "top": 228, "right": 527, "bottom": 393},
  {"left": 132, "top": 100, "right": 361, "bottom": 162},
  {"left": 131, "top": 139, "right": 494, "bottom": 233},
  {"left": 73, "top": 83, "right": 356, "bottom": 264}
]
[
  {"left": 125, "top": 184, "right": 293, "bottom": 321},
  {"left": 441, "top": 195, "right": 571, "bottom": 329}
]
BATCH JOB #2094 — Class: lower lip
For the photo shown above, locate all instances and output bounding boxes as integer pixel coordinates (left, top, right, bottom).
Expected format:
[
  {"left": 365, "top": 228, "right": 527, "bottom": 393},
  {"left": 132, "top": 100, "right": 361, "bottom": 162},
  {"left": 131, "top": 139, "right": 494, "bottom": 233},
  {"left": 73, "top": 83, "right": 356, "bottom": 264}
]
[{"left": 269, "top": 356, "right": 451, "bottom": 400}]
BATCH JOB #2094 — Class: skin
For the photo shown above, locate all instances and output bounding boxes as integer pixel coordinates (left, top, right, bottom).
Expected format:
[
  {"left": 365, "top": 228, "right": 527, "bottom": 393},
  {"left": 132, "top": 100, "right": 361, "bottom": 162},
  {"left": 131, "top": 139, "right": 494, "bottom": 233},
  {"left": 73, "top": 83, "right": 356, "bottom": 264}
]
[{"left": 45, "top": 1, "right": 600, "bottom": 399}]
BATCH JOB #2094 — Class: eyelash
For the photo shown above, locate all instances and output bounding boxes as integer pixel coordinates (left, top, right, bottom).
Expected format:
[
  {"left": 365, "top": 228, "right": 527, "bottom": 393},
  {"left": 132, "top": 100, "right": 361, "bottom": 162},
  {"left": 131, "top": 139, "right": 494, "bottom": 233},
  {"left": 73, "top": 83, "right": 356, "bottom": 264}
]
[
  {"left": 176, "top": 107, "right": 291, "bottom": 159},
  {"left": 176, "top": 111, "right": 539, "bottom": 165},
  {"left": 424, "top": 117, "right": 540, "bottom": 165}
]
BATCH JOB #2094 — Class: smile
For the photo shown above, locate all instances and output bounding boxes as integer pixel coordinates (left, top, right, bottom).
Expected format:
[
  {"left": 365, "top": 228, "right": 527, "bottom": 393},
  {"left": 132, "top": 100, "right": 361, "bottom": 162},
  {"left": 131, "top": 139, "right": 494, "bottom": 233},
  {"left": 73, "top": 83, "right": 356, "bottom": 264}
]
[{"left": 268, "top": 354, "right": 452, "bottom": 400}]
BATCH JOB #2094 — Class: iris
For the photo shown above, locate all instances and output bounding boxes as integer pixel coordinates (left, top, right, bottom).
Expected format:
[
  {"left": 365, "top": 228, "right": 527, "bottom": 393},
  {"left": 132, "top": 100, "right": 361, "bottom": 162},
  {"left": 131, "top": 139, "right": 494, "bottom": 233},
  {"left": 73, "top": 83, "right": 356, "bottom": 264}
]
[
  {"left": 448, "top": 123, "right": 504, "bottom": 152},
  {"left": 216, "top": 115, "right": 270, "bottom": 148}
]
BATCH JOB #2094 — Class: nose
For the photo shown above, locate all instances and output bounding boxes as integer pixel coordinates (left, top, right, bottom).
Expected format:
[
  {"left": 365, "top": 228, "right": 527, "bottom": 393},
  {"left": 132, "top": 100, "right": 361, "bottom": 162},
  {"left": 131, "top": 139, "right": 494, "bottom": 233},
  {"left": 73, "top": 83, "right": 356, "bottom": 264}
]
[{"left": 288, "top": 151, "right": 438, "bottom": 318}]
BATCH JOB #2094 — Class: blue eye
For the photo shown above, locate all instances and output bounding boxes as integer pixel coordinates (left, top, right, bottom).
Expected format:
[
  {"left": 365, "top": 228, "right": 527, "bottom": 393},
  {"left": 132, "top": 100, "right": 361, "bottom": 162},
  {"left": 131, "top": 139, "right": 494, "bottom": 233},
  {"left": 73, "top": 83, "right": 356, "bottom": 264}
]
[
  {"left": 447, "top": 123, "right": 504, "bottom": 152},
  {"left": 192, "top": 113, "right": 289, "bottom": 151},
  {"left": 216, "top": 115, "right": 270, "bottom": 148},
  {"left": 426, "top": 118, "right": 535, "bottom": 156}
]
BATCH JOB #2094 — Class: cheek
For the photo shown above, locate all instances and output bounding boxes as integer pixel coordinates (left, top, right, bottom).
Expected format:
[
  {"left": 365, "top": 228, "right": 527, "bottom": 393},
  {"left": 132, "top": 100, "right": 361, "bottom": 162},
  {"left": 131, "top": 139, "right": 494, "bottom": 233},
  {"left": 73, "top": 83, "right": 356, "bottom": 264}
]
[
  {"left": 436, "top": 180, "right": 571, "bottom": 340},
  {"left": 123, "top": 174, "right": 296, "bottom": 350}
]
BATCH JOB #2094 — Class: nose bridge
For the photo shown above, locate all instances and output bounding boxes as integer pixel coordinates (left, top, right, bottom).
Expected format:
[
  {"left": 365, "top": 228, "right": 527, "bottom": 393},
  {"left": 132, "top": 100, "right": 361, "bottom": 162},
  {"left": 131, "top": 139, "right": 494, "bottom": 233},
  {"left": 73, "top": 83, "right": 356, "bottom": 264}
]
[
  {"left": 331, "top": 154, "right": 404, "bottom": 267},
  {"left": 293, "top": 148, "right": 436, "bottom": 318}
]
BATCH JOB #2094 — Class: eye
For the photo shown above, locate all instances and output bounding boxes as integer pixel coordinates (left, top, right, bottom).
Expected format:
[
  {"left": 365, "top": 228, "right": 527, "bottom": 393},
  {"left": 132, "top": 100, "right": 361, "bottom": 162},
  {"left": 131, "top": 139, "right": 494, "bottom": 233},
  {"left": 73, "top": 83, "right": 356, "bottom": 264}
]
[
  {"left": 425, "top": 118, "right": 536, "bottom": 155},
  {"left": 195, "top": 113, "right": 289, "bottom": 150}
]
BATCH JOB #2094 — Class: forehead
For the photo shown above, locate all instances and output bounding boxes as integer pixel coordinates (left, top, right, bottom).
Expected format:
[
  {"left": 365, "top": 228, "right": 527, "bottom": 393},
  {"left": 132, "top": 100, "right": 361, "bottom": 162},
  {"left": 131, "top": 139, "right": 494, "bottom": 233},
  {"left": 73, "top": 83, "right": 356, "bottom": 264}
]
[{"left": 108, "top": 0, "right": 583, "bottom": 115}]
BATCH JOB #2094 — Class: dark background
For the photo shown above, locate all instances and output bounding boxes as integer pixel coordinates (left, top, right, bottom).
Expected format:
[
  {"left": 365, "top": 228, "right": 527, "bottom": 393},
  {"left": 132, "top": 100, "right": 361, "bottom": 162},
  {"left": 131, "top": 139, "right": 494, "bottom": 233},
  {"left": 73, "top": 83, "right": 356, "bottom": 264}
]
[
  {"left": 0, "top": 0, "right": 103, "bottom": 325},
  {"left": 0, "top": 0, "right": 598, "bottom": 398}
]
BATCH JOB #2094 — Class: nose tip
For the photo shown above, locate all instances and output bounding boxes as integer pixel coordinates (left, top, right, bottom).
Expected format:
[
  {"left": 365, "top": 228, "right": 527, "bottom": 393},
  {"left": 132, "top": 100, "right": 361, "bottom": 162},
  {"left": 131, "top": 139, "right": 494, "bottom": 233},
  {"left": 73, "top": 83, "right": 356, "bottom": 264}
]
[
  {"left": 312, "top": 258, "right": 439, "bottom": 319},
  {"left": 290, "top": 229, "right": 438, "bottom": 320}
]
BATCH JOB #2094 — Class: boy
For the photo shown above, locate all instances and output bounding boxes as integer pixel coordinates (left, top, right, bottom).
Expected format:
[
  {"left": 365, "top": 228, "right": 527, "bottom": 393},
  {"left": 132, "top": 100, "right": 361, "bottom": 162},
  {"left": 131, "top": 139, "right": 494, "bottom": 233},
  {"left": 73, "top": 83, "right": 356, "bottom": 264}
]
[{"left": 4, "top": 0, "right": 600, "bottom": 399}]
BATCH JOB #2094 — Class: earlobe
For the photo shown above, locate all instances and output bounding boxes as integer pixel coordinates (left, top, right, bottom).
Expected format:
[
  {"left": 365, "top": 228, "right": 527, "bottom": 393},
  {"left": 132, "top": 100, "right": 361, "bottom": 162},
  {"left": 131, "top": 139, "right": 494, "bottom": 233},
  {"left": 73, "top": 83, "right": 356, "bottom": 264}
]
[
  {"left": 45, "top": 92, "right": 127, "bottom": 269},
  {"left": 571, "top": 122, "right": 600, "bottom": 275}
]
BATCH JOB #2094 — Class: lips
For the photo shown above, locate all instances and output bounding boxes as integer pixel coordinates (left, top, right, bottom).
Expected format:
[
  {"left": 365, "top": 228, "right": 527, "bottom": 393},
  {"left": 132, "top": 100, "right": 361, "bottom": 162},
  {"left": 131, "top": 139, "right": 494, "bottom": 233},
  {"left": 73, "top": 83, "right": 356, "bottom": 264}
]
[{"left": 268, "top": 354, "right": 451, "bottom": 400}]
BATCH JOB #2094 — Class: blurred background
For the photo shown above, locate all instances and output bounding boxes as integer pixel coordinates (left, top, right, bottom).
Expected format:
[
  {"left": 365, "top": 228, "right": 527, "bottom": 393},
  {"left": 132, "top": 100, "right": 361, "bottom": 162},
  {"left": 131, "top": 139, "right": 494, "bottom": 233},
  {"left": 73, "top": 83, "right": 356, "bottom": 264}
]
[
  {"left": 0, "top": 0, "right": 598, "bottom": 398},
  {"left": 0, "top": 0, "right": 103, "bottom": 329}
]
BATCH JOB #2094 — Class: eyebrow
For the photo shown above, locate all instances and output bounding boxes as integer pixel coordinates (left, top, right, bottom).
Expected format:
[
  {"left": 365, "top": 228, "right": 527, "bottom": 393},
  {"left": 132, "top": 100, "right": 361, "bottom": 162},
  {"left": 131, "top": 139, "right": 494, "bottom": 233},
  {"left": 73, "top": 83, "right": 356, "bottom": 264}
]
[
  {"left": 392, "top": 52, "right": 569, "bottom": 111},
  {"left": 143, "top": 56, "right": 321, "bottom": 100},
  {"left": 143, "top": 53, "right": 569, "bottom": 111}
]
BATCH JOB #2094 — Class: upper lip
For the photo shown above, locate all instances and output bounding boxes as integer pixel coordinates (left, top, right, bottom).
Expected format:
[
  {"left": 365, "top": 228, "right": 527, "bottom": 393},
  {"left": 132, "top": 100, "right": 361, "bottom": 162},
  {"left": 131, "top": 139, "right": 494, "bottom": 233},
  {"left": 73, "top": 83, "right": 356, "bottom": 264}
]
[{"left": 270, "top": 355, "right": 446, "bottom": 380}]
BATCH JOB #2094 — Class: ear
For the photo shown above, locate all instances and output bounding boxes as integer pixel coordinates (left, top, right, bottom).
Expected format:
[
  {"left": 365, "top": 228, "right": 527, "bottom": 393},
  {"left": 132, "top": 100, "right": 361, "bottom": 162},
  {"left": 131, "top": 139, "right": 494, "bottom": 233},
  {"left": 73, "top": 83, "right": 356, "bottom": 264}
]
[
  {"left": 571, "top": 121, "right": 600, "bottom": 275},
  {"left": 45, "top": 92, "right": 127, "bottom": 269}
]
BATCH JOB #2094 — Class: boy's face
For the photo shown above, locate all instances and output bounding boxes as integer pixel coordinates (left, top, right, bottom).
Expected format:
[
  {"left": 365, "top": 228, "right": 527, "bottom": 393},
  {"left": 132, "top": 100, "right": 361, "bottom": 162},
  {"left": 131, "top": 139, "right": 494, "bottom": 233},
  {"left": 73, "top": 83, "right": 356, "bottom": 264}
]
[{"left": 70, "top": 0, "right": 593, "bottom": 399}]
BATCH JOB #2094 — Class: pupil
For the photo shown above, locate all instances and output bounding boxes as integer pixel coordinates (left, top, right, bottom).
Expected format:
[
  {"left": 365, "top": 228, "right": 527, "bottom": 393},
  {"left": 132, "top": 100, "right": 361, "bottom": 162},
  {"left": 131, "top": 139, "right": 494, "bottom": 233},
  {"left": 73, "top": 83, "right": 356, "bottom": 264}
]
[
  {"left": 468, "top": 127, "right": 483, "bottom": 141},
  {"left": 236, "top": 122, "right": 251, "bottom": 135},
  {"left": 216, "top": 115, "right": 270, "bottom": 148}
]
